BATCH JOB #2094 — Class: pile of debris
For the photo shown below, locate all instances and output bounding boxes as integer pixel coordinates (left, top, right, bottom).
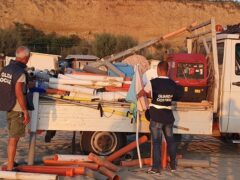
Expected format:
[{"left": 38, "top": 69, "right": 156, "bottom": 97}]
[
  {"left": 1, "top": 136, "right": 149, "bottom": 179},
  {"left": 32, "top": 54, "right": 150, "bottom": 109},
  {"left": 0, "top": 135, "right": 210, "bottom": 179}
]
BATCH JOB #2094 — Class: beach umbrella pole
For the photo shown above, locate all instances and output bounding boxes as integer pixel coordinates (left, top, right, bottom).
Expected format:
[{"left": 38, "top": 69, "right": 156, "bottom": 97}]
[{"left": 136, "top": 111, "right": 143, "bottom": 168}]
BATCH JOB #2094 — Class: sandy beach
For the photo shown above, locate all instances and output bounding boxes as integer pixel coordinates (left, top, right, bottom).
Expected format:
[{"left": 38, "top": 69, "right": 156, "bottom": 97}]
[{"left": 0, "top": 111, "right": 240, "bottom": 180}]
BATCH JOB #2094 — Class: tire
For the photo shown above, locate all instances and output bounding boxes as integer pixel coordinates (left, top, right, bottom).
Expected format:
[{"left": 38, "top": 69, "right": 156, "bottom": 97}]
[{"left": 80, "top": 131, "right": 127, "bottom": 156}]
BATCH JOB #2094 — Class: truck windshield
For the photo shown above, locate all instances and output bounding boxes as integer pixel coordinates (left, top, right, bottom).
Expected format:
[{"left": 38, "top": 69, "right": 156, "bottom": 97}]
[
  {"left": 235, "top": 44, "right": 240, "bottom": 75},
  {"left": 177, "top": 63, "right": 204, "bottom": 80}
]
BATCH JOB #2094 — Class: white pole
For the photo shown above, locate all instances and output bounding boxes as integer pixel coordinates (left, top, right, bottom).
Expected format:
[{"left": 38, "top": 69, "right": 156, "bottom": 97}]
[
  {"left": 136, "top": 111, "right": 143, "bottom": 168},
  {"left": 0, "top": 171, "right": 57, "bottom": 180}
]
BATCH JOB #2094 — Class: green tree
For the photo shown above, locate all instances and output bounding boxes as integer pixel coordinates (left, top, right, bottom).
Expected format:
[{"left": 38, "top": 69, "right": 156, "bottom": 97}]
[
  {"left": 93, "top": 33, "right": 117, "bottom": 58},
  {"left": 115, "top": 35, "right": 138, "bottom": 52},
  {"left": 0, "top": 28, "right": 22, "bottom": 55}
]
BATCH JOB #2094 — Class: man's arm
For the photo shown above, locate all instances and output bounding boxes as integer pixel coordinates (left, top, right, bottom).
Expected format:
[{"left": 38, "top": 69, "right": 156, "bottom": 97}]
[
  {"left": 137, "top": 81, "right": 152, "bottom": 99},
  {"left": 15, "top": 82, "right": 30, "bottom": 125}
]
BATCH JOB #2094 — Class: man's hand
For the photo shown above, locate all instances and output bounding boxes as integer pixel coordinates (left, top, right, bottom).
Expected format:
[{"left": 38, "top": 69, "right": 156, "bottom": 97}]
[
  {"left": 137, "top": 89, "right": 146, "bottom": 99},
  {"left": 15, "top": 81, "right": 30, "bottom": 125},
  {"left": 23, "top": 111, "right": 30, "bottom": 125}
]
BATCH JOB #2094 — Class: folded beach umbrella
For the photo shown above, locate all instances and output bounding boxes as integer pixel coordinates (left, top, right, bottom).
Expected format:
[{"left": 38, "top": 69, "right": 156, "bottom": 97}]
[{"left": 126, "top": 65, "right": 149, "bottom": 168}]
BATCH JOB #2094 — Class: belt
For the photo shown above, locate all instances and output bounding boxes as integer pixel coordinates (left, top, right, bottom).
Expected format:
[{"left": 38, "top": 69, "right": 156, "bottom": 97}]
[{"left": 149, "top": 103, "right": 172, "bottom": 110}]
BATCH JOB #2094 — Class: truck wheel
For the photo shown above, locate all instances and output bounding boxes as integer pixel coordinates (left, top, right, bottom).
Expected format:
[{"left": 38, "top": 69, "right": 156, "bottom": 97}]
[{"left": 80, "top": 131, "right": 127, "bottom": 156}]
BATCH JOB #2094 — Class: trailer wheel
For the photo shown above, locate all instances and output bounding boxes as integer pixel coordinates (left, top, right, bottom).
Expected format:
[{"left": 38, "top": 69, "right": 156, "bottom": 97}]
[{"left": 80, "top": 131, "right": 127, "bottom": 156}]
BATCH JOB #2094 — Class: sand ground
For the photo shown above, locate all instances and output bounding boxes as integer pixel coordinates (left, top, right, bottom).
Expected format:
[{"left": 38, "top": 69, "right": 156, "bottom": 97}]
[{"left": 0, "top": 111, "right": 240, "bottom": 180}]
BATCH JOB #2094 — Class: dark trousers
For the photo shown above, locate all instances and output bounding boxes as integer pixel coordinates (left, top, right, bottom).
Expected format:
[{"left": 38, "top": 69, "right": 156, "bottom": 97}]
[{"left": 150, "top": 120, "right": 176, "bottom": 170}]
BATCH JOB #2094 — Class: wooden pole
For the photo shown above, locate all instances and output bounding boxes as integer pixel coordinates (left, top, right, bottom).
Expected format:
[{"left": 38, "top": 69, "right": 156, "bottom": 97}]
[
  {"left": 0, "top": 171, "right": 57, "bottom": 180},
  {"left": 178, "top": 159, "right": 210, "bottom": 168}
]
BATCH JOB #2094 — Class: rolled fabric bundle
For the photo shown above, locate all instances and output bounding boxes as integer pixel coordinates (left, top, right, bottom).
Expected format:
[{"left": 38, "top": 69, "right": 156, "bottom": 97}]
[
  {"left": 64, "top": 74, "right": 124, "bottom": 83},
  {"left": 123, "top": 55, "right": 150, "bottom": 75},
  {"left": 49, "top": 78, "right": 122, "bottom": 87},
  {"left": 58, "top": 74, "right": 72, "bottom": 80},
  {"left": 48, "top": 83, "right": 95, "bottom": 95},
  {"left": 95, "top": 92, "right": 127, "bottom": 101}
]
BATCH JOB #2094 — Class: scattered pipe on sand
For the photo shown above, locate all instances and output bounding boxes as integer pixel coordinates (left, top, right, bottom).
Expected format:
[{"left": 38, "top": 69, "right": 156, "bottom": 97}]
[
  {"left": 17, "top": 165, "right": 85, "bottom": 176},
  {"left": 43, "top": 159, "right": 99, "bottom": 170},
  {"left": 120, "top": 158, "right": 152, "bottom": 167},
  {"left": 0, "top": 171, "right": 57, "bottom": 180},
  {"left": 106, "top": 135, "right": 148, "bottom": 162},
  {"left": 88, "top": 153, "right": 121, "bottom": 172},
  {"left": 98, "top": 166, "right": 120, "bottom": 180},
  {"left": 54, "top": 154, "right": 91, "bottom": 162}
]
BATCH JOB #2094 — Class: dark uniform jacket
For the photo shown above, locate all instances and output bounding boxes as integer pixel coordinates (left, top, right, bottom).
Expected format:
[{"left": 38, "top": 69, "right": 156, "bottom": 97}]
[
  {"left": 149, "top": 77, "right": 182, "bottom": 124},
  {"left": 0, "top": 60, "right": 27, "bottom": 111}
]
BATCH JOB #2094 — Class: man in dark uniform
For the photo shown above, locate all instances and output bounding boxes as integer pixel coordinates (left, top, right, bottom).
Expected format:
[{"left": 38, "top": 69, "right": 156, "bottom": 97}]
[
  {"left": 138, "top": 61, "right": 182, "bottom": 174},
  {"left": 0, "top": 46, "right": 30, "bottom": 171}
]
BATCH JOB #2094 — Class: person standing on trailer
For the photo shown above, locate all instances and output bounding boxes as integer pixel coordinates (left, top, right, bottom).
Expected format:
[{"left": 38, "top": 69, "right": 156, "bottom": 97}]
[
  {"left": 0, "top": 46, "right": 31, "bottom": 171},
  {"left": 138, "top": 61, "right": 183, "bottom": 174}
]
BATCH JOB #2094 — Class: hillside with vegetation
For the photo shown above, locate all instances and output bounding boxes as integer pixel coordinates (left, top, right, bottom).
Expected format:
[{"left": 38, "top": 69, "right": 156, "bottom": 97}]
[{"left": 0, "top": 0, "right": 240, "bottom": 58}]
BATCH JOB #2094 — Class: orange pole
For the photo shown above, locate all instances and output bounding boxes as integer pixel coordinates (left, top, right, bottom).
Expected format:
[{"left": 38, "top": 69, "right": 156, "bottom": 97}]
[
  {"left": 161, "top": 137, "right": 168, "bottom": 169},
  {"left": 120, "top": 158, "right": 152, "bottom": 167},
  {"left": 43, "top": 159, "right": 99, "bottom": 170},
  {"left": 161, "top": 22, "right": 197, "bottom": 40},
  {"left": 17, "top": 165, "right": 74, "bottom": 176},
  {"left": 88, "top": 153, "right": 120, "bottom": 172},
  {"left": 106, "top": 135, "right": 148, "bottom": 162},
  {"left": 73, "top": 167, "right": 85, "bottom": 175},
  {"left": 17, "top": 165, "right": 85, "bottom": 176},
  {"left": 98, "top": 166, "right": 120, "bottom": 180}
]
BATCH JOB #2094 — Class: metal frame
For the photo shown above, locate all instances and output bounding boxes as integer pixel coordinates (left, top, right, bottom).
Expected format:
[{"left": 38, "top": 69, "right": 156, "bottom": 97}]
[{"left": 187, "top": 18, "right": 219, "bottom": 113}]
